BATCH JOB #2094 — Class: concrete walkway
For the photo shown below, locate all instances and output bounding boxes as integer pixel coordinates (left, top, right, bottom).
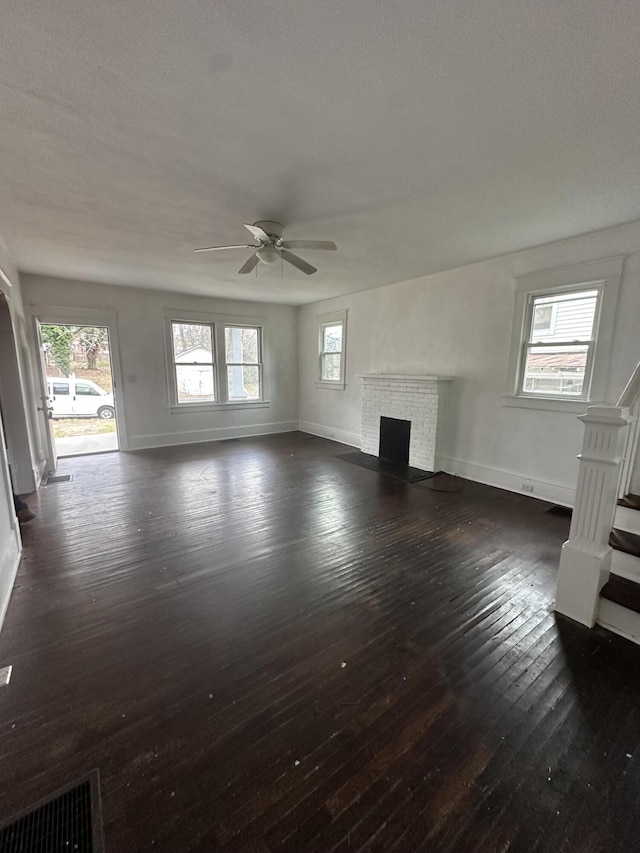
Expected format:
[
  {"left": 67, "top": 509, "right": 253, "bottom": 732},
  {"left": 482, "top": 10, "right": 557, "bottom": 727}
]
[{"left": 56, "top": 433, "right": 119, "bottom": 456}]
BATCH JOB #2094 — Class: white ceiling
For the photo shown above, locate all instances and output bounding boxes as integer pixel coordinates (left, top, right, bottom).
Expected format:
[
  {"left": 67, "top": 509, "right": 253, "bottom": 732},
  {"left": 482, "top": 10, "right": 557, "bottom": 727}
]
[{"left": 2, "top": 1, "right": 640, "bottom": 305}]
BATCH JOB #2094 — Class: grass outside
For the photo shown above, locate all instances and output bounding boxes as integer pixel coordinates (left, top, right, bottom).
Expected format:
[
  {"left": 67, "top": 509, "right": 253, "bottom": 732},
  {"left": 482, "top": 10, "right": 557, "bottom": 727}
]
[{"left": 53, "top": 419, "right": 117, "bottom": 438}]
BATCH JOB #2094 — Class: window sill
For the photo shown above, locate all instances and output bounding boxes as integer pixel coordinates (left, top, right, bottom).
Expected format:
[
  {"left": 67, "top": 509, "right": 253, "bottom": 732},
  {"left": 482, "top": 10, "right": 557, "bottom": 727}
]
[
  {"left": 501, "top": 394, "right": 596, "bottom": 414},
  {"left": 315, "top": 381, "right": 346, "bottom": 390},
  {"left": 169, "top": 400, "right": 271, "bottom": 414}
]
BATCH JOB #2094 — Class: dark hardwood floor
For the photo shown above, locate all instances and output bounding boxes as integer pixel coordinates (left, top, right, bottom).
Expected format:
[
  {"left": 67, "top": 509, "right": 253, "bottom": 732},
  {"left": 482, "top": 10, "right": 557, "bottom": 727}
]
[{"left": 2, "top": 432, "right": 640, "bottom": 852}]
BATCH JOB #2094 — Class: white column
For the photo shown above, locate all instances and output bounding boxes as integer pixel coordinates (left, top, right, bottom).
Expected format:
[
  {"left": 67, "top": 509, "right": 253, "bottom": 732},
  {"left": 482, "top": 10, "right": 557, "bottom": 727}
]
[{"left": 555, "top": 406, "right": 630, "bottom": 627}]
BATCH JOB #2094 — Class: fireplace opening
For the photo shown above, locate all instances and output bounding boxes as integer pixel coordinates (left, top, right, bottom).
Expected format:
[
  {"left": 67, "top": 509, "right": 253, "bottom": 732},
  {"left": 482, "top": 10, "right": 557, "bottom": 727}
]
[{"left": 379, "top": 416, "right": 411, "bottom": 465}]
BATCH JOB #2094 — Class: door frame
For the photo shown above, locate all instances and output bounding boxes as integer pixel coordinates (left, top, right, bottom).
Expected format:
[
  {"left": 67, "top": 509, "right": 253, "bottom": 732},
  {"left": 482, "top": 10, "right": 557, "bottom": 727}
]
[
  {"left": 33, "top": 317, "right": 58, "bottom": 473},
  {"left": 0, "top": 292, "right": 41, "bottom": 492},
  {"left": 27, "top": 306, "right": 130, "bottom": 452}
]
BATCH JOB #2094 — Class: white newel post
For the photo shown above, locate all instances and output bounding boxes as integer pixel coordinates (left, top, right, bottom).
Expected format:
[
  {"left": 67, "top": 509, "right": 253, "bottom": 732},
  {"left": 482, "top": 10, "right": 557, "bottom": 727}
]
[{"left": 555, "top": 406, "right": 631, "bottom": 627}]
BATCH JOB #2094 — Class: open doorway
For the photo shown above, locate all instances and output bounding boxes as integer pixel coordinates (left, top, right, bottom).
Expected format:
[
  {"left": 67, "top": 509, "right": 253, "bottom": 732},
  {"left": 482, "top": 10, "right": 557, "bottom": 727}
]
[{"left": 39, "top": 324, "right": 119, "bottom": 457}]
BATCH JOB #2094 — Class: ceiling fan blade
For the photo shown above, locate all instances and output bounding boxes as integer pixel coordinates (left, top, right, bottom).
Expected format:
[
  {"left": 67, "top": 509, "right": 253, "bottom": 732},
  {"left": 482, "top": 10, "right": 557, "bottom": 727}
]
[
  {"left": 194, "top": 244, "right": 255, "bottom": 253},
  {"left": 244, "top": 223, "right": 271, "bottom": 243},
  {"left": 280, "top": 250, "right": 317, "bottom": 275},
  {"left": 238, "top": 253, "right": 260, "bottom": 274},
  {"left": 281, "top": 240, "right": 337, "bottom": 251}
]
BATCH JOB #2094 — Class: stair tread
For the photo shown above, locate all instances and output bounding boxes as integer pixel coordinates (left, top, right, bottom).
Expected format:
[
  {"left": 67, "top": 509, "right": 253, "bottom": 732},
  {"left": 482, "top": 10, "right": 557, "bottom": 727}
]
[
  {"left": 614, "top": 505, "right": 640, "bottom": 536},
  {"left": 618, "top": 493, "right": 640, "bottom": 511},
  {"left": 610, "top": 528, "right": 640, "bottom": 558},
  {"left": 601, "top": 574, "right": 640, "bottom": 613}
]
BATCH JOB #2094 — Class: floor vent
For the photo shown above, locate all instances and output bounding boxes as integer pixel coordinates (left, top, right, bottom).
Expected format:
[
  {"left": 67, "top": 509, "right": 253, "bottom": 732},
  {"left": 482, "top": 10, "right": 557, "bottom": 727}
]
[
  {"left": 0, "top": 773, "right": 104, "bottom": 852},
  {"left": 45, "top": 474, "right": 73, "bottom": 485}
]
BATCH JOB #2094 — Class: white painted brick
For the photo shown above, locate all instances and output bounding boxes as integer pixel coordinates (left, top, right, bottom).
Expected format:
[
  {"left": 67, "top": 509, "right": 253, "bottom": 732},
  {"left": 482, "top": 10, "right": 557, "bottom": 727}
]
[{"left": 360, "top": 376, "right": 447, "bottom": 469}]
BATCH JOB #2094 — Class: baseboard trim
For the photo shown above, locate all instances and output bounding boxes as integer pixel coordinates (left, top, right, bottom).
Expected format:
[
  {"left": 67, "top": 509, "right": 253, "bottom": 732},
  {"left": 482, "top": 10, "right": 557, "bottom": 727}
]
[
  {"left": 440, "top": 456, "right": 576, "bottom": 507},
  {"left": 127, "top": 421, "right": 298, "bottom": 451},
  {"left": 0, "top": 525, "right": 21, "bottom": 633},
  {"left": 298, "top": 421, "right": 361, "bottom": 448}
]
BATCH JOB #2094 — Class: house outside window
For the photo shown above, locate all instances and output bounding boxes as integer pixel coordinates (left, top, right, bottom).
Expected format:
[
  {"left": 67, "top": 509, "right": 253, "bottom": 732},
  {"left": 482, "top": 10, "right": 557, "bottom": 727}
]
[
  {"left": 316, "top": 310, "right": 347, "bottom": 389},
  {"left": 504, "top": 256, "right": 623, "bottom": 412},
  {"left": 165, "top": 312, "right": 267, "bottom": 411}
]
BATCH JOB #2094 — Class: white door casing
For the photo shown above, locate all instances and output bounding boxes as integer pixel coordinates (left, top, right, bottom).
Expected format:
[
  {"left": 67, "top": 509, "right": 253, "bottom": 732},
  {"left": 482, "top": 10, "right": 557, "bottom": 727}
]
[{"left": 33, "top": 318, "right": 58, "bottom": 473}]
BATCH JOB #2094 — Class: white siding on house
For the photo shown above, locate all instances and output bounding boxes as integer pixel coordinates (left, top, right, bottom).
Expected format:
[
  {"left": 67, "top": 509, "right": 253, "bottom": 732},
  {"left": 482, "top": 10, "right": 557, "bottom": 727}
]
[{"left": 531, "top": 291, "right": 597, "bottom": 344}]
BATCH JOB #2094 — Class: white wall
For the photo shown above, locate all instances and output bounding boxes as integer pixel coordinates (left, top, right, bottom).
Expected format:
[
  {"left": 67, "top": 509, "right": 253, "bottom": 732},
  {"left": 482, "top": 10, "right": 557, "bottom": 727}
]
[
  {"left": 299, "top": 220, "right": 640, "bottom": 506},
  {"left": 21, "top": 275, "right": 299, "bottom": 450}
]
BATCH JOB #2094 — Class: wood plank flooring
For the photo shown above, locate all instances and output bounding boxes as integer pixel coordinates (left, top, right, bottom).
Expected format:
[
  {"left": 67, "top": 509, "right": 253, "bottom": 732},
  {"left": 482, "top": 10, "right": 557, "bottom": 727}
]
[{"left": 1, "top": 432, "right": 640, "bottom": 851}]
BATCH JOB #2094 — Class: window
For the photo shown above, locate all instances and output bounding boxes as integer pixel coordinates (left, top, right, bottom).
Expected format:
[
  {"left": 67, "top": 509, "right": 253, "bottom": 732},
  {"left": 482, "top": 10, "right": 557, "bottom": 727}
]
[
  {"left": 171, "top": 322, "right": 216, "bottom": 404},
  {"left": 75, "top": 383, "right": 100, "bottom": 396},
  {"left": 316, "top": 310, "right": 347, "bottom": 389},
  {"left": 225, "top": 326, "right": 262, "bottom": 401},
  {"left": 532, "top": 302, "right": 556, "bottom": 333},
  {"left": 52, "top": 382, "right": 69, "bottom": 395},
  {"left": 504, "top": 256, "right": 623, "bottom": 412},
  {"left": 165, "top": 313, "right": 266, "bottom": 410},
  {"left": 520, "top": 289, "right": 598, "bottom": 398}
]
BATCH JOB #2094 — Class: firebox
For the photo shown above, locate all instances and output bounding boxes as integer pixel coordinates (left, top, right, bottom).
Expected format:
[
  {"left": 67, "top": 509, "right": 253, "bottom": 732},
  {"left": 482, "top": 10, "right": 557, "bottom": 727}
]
[{"left": 378, "top": 416, "right": 411, "bottom": 465}]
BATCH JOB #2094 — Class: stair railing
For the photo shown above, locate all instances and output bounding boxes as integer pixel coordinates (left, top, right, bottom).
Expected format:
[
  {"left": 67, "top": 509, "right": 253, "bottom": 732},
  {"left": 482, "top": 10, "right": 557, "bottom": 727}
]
[{"left": 617, "top": 360, "right": 640, "bottom": 500}]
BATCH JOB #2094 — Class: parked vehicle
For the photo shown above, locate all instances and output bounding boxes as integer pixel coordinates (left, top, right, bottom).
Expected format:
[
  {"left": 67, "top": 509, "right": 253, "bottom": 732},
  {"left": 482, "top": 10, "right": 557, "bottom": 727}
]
[{"left": 46, "top": 377, "right": 115, "bottom": 419}]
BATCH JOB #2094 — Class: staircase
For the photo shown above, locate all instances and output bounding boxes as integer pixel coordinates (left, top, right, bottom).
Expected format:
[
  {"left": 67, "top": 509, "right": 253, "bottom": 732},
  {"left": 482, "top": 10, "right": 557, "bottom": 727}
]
[
  {"left": 598, "top": 494, "right": 640, "bottom": 641},
  {"left": 555, "top": 361, "right": 640, "bottom": 644}
]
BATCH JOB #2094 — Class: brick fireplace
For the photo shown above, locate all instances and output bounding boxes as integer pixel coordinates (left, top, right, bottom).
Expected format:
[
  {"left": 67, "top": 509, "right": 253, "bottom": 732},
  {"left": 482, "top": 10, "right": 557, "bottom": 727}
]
[{"left": 359, "top": 374, "right": 451, "bottom": 472}]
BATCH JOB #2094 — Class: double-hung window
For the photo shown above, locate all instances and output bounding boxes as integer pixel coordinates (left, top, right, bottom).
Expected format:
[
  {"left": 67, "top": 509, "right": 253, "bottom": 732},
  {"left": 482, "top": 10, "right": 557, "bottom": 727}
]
[
  {"left": 225, "top": 325, "right": 262, "bottom": 401},
  {"left": 520, "top": 289, "right": 599, "bottom": 398},
  {"left": 166, "top": 313, "right": 266, "bottom": 410},
  {"left": 171, "top": 321, "right": 216, "bottom": 404},
  {"left": 316, "top": 310, "right": 347, "bottom": 389},
  {"left": 504, "top": 256, "right": 623, "bottom": 411}
]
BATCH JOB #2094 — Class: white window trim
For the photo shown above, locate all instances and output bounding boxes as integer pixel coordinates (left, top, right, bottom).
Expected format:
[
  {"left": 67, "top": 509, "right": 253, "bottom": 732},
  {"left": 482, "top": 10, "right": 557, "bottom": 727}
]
[
  {"left": 503, "top": 256, "right": 624, "bottom": 412},
  {"left": 315, "top": 309, "right": 347, "bottom": 390},
  {"left": 163, "top": 308, "right": 269, "bottom": 412}
]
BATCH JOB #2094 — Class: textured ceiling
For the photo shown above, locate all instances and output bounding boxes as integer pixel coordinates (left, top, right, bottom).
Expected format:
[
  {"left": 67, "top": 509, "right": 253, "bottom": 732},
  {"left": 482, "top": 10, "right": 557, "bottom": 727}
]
[{"left": 2, "top": 1, "right": 640, "bottom": 304}]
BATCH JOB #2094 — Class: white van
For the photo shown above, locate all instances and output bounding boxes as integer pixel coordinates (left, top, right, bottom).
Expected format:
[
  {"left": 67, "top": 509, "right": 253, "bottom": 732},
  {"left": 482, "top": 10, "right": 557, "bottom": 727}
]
[{"left": 46, "top": 377, "right": 115, "bottom": 419}]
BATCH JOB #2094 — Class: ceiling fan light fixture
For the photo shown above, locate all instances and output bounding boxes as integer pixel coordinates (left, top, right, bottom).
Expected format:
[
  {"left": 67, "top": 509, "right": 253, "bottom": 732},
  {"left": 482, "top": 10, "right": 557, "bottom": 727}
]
[{"left": 256, "top": 246, "right": 280, "bottom": 265}]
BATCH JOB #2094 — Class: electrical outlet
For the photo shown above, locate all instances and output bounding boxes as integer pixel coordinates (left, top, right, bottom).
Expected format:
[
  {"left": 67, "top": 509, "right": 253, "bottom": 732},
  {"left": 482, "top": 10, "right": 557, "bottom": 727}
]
[{"left": 522, "top": 484, "right": 534, "bottom": 493}]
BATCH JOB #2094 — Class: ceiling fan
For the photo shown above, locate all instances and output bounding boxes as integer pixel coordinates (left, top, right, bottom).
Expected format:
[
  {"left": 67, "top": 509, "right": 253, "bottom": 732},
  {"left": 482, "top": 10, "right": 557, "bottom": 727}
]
[{"left": 194, "top": 221, "right": 337, "bottom": 275}]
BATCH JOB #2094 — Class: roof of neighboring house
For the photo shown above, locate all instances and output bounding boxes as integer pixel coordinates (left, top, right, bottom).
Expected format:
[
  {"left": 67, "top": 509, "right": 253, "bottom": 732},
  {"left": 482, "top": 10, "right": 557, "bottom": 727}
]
[
  {"left": 527, "top": 352, "right": 587, "bottom": 370},
  {"left": 174, "top": 345, "right": 213, "bottom": 363}
]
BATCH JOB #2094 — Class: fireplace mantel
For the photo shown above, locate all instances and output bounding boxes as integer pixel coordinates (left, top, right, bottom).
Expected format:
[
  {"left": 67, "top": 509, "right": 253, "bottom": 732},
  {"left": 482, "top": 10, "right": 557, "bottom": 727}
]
[{"left": 359, "top": 374, "right": 452, "bottom": 383}]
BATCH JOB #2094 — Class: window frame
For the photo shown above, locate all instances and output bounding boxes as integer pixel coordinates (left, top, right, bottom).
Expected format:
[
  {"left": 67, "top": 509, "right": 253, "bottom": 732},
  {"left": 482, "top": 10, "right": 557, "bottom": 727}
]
[
  {"left": 517, "top": 285, "right": 601, "bottom": 402},
  {"left": 164, "top": 310, "right": 269, "bottom": 412},
  {"left": 504, "top": 256, "right": 624, "bottom": 413},
  {"left": 170, "top": 319, "right": 217, "bottom": 405},
  {"left": 315, "top": 310, "right": 347, "bottom": 390}
]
